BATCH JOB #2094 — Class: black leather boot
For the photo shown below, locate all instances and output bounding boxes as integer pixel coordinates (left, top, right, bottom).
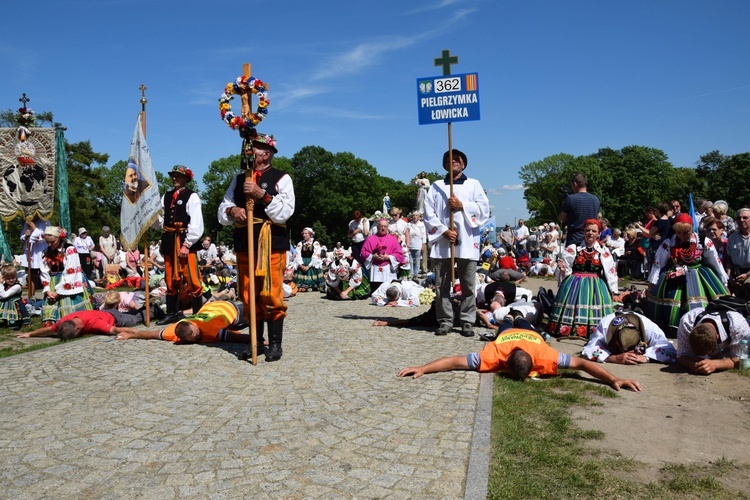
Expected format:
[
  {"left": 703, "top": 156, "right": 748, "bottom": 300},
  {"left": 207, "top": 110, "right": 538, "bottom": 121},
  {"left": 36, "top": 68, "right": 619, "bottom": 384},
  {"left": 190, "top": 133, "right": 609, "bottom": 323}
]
[
  {"left": 265, "top": 319, "right": 283, "bottom": 362},
  {"left": 191, "top": 295, "right": 203, "bottom": 315},
  {"left": 157, "top": 295, "right": 182, "bottom": 325},
  {"left": 238, "top": 320, "right": 267, "bottom": 361}
]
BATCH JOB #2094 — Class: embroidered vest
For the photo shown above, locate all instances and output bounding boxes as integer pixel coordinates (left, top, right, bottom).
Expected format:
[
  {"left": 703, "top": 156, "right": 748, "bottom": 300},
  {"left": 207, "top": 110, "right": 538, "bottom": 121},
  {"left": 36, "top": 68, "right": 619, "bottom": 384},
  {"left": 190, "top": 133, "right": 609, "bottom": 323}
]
[{"left": 232, "top": 169, "right": 289, "bottom": 252}]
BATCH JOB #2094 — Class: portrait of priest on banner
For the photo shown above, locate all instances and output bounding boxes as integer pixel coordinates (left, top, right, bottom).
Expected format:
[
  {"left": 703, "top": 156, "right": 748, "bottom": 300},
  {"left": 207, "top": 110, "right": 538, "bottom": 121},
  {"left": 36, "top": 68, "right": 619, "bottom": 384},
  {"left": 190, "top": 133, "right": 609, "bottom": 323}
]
[{"left": 123, "top": 158, "right": 151, "bottom": 204}]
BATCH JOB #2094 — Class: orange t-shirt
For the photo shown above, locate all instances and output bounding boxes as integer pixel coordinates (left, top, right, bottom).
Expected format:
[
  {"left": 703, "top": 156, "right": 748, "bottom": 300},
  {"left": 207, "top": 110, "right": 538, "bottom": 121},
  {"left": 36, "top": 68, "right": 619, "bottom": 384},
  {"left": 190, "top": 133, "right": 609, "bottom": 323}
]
[
  {"left": 160, "top": 301, "right": 239, "bottom": 343},
  {"left": 476, "top": 328, "right": 560, "bottom": 377}
]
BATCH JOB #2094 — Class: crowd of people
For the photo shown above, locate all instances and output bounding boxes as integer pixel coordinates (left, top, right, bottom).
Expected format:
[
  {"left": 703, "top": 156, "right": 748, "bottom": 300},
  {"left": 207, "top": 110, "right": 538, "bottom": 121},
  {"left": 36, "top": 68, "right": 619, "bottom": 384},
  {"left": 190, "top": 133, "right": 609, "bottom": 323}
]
[{"left": 5, "top": 144, "right": 750, "bottom": 386}]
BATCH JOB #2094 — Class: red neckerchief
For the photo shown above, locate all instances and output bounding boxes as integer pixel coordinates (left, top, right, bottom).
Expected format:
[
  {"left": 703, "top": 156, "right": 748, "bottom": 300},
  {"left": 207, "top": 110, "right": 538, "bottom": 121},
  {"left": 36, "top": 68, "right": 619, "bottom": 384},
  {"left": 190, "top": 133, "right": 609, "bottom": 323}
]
[
  {"left": 171, "top": 187, "right": 184, "bottom": 208},
  {"left": 253, "top": 164, "right": 270, "bottom": 183}
]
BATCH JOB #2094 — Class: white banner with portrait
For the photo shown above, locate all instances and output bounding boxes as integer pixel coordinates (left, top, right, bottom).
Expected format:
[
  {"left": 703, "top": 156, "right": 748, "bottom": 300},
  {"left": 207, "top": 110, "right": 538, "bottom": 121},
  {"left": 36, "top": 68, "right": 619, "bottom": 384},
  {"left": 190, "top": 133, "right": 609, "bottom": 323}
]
[{"left": 120, "top": 114, "right": 162, "bottom": 251}]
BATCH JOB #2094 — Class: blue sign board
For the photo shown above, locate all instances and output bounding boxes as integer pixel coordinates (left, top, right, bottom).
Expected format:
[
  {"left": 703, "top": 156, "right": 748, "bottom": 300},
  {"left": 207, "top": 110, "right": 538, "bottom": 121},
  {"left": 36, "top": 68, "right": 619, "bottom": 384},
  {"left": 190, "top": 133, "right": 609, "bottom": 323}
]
[{"left": 417, "top": 72, "right": 480, "bottom": 125}]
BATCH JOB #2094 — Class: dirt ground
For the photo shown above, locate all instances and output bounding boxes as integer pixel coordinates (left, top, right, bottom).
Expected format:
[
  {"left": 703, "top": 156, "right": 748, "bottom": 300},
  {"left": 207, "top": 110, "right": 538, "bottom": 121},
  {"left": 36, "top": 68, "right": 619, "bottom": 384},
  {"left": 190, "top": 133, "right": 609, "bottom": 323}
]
[{"left": 522, "top": 275, "right": 750, "bottom": 490}]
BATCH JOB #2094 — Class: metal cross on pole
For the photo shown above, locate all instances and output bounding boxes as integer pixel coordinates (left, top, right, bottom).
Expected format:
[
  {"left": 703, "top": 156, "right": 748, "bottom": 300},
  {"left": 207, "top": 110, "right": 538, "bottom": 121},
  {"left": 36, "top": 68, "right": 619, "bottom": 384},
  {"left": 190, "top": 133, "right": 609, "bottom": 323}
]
[
  {"left": 18, "top": 93, "right": 30, "bottom": 107},
  {"left": 434, "top": 50, "right": 458, "bottom": 77}
]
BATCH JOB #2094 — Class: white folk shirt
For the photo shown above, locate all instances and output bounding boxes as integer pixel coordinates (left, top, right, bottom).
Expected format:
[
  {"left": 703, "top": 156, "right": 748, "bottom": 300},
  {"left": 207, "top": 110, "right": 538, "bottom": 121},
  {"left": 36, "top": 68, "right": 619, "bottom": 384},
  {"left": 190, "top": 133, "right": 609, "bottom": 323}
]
[
  {"left": 423, "top": 176, "right": 490, "bottom": 260},
  {"left": 582, "top": 312, "right": 677, "bottom": 363},
  {"left": 677, "top": 308, "right": 750, "bottom": 359}
]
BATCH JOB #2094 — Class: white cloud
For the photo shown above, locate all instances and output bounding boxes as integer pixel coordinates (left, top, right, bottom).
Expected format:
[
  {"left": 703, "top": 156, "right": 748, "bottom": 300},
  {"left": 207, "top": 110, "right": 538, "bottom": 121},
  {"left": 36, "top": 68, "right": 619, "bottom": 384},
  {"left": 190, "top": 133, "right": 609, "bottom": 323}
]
[
  {"left": 488, "top": 185, "right": 524, "bottom": 195},
  {"left": 311, "top": 8, "right": 475, "bottom": 81}
]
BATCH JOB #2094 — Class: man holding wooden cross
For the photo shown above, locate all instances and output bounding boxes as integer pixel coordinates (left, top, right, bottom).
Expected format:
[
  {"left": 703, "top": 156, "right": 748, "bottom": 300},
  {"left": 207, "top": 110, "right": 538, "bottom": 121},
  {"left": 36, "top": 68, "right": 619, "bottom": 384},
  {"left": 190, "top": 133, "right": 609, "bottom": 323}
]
[
  {"left": 423, "top": 148, "right": 490, "bottom": 337},
  {"left": 219, "top": 133, "right": 295, "bottom": 362}
]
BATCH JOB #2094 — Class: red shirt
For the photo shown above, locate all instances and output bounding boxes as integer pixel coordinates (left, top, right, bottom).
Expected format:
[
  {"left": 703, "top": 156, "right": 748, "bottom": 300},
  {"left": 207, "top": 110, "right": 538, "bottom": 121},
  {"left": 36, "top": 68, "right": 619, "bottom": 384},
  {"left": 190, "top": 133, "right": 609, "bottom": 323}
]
[
  {"left": 51, "top": 310, "right": 116, "bottom": 335},
  {"left": 498, "top": 256, "right": 517, "bottom": 270}
]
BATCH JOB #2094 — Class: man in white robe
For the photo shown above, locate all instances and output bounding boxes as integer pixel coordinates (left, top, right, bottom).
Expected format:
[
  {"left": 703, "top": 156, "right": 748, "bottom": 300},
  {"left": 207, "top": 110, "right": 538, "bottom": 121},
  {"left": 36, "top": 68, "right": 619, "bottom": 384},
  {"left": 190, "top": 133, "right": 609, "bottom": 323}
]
[{"left": 424, "top": 148, "right": 490, "bottom": 337}]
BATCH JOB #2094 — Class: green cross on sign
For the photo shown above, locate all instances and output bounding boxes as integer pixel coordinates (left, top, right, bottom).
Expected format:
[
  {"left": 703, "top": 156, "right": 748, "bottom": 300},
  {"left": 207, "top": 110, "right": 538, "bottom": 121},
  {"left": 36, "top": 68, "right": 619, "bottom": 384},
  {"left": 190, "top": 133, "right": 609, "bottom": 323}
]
[{"left": 434, "top": 49, "right": 458, "bottom": 76}]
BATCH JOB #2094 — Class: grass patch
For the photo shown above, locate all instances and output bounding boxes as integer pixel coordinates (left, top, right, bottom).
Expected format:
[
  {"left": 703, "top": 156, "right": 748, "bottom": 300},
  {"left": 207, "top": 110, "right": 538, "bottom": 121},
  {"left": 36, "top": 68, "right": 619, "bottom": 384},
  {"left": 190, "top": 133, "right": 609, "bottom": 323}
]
[
  {"left": 0, "top": 341, "right": 58, "bottom": 359},
  {"left": 487, "top": 375, "right": 748, "bottom": 499}
]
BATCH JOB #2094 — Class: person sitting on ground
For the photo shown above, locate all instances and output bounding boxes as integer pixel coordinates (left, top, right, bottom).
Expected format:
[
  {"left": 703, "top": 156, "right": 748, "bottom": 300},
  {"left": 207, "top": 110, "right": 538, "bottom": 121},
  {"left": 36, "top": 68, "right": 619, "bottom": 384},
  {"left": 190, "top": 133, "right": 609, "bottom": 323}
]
[
  {"left": 325, "top": 248, "right": 370, "bottom": 300},
  {"left": 16, "top": 309, "right": 142, "bottom": 340},
  {"left": 496, "top": 247, "right": 518, "bottom": 271},
  {"left": 581, "top": 311, "right": 677, "bottom": 364},
  {"left": 676, "top": 305, "right": 750, "bottom": 375},
  {"left": 515, "top": 249, "right": 531, "bottom": 273},
  {"left": 539, "top": 233, "right": 557, "bottom": 260},
  {"left": 371, "top": 279, "right": 424, "bottom": 307},
  {"left": 606, "top": 228, "right": 626, "bottom": 260},
  {"left": 0, "top": 265, "right": 30, "bottom": 330},
  {"left": 397, "top": 318, "right": 641, "bottom": 391},
  {"left": 114, "top": 300, "right": 249, "bottom": 345}
]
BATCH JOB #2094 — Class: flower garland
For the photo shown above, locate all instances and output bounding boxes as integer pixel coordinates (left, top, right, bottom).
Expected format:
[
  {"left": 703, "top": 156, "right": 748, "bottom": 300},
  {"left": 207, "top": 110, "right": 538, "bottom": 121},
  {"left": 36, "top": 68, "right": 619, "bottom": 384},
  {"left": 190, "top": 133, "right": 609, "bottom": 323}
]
[{"left": 218, "top": 75, "right": 270, "bottom": 131}]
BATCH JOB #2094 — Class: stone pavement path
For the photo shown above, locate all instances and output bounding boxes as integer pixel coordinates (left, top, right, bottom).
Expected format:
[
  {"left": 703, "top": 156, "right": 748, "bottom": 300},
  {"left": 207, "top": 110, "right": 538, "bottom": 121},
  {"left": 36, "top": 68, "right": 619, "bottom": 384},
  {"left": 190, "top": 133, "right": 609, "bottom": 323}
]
[{"left": 0, "top": 291, "right": 496, "bottom": 498}]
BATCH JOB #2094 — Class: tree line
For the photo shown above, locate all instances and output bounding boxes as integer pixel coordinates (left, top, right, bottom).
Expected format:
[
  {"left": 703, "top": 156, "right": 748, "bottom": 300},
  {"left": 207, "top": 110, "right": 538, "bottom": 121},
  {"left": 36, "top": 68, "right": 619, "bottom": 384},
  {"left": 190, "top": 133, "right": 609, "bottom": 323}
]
[{"left": 520, "top": 145, "right": 750, "bottom": 229}]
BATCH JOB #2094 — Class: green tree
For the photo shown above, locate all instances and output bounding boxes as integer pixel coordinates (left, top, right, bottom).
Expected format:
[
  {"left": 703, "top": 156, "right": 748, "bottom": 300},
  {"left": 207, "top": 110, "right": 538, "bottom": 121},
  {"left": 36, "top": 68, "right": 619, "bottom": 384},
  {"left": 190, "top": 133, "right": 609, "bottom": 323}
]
[
  {"left": 695, "top": 150, "right": 750, "bottom": 213},
  {"left": 592, "top": 145, "right": 675, "bottom": 226},
  {"left": 519, "top": 153, "right": 599, "bottom": 226},
  {"left": 200, "top": 154, "right": 245, "bottom": 246},
  {"left": 290, "top": 146, "right": 403, "bottom": 245}
]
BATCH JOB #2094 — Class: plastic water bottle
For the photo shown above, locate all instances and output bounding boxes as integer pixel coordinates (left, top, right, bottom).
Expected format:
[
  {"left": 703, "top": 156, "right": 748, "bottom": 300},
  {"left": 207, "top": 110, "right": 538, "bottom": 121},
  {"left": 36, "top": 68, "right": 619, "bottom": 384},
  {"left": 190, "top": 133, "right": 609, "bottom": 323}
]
[{"left": 739, "top": 340, "right": 750, "bottom": 370}]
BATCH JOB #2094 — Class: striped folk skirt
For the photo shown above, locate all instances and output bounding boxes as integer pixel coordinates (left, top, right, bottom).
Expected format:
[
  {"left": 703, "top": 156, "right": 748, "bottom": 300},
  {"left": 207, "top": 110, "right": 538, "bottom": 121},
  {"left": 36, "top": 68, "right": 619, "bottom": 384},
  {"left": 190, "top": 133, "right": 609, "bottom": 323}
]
[
  {"left": 292, "top": 257, "right": 325, "bottom": 291},
  {"left": 0, "top": 295, "right": 31, "bottom": 328},
  {"left": 545, "top": 272, "right": 613, "bottom": 338},
  {"left": 646, "top": 264, "right": 728, "bottom": 336},
  {"left": 41, "top": 273, "right": 94, "bottom": 327}
]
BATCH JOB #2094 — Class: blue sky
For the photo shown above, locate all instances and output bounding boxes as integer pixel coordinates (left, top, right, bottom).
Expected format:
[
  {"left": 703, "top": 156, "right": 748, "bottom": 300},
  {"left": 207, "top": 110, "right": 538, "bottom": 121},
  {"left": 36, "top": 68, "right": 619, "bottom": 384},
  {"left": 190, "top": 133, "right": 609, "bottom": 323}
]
[{"left": 2, "top": 0, "right": 748, "bottom": 227}]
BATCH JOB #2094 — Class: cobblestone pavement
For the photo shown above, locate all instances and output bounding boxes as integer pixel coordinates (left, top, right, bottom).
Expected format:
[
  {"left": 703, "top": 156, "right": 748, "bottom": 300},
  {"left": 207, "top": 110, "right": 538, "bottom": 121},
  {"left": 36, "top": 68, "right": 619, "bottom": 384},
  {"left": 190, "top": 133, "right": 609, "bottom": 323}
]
[{"left": 0, "top": 290, "right": 497, "bottom": 499}]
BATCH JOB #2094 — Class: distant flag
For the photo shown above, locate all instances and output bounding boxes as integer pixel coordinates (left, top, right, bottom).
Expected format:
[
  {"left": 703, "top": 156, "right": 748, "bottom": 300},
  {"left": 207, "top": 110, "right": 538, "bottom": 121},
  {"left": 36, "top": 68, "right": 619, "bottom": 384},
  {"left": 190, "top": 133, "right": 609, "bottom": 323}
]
[
  {"left": 688, "top": 193, "right": 698, "bottom": 231},
  {"left": 120, "top": 114, "right": 162, "bottom": 251}
]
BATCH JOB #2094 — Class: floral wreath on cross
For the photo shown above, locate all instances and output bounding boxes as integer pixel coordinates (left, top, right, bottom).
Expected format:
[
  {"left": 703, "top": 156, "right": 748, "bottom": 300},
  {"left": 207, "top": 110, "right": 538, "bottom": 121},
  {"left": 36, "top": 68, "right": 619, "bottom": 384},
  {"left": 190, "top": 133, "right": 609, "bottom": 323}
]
[{"left": 218, "top": 75, "right": 269, "bottom": 132}]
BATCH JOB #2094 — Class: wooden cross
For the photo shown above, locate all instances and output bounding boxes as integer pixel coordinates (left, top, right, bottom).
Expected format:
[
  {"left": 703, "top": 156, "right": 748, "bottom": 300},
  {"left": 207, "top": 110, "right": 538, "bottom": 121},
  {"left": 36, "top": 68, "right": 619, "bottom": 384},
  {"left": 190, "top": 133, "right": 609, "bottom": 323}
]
[
  {"left": 18, "top": 93, "right": 30, "bottom": 106},
  {"left": 434, "top": 49, "right": 458, "bottom": 76},
  {"left": 241, "top": 62, "right": 252, "bottom": 119}
]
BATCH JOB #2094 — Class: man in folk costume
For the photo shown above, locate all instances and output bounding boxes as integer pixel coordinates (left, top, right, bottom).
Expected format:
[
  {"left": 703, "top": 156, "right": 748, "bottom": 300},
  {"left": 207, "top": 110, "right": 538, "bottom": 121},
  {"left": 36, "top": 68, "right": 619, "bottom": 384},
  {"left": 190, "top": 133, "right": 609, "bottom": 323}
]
[
  {"left": 423, "top": 148, "right": 490, "bottom": 337},
  {"left": 157, "top": 165, "right": 204, "bottom": 325},
  {"left": 218, "top": 133, "right": 295, "bottom": 362}
]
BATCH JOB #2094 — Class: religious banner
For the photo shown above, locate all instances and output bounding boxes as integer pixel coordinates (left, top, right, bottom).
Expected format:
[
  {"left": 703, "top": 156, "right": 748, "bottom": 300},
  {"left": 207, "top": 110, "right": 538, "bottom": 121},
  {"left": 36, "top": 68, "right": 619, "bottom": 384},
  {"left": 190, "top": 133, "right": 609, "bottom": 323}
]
[
  {"left": 120, "top": 114, "right": 162, "bottom": 251},
  {"left": 0, "top": 127, "right": 56, "bottom": 222}
]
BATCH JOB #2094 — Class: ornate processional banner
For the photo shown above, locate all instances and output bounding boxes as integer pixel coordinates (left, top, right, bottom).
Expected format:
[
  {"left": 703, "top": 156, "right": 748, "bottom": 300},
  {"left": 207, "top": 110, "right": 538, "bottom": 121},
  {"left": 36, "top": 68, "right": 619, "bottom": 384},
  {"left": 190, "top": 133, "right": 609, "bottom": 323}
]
[{"left": 0, "top": 127, "right": 56, "bottom": 222}]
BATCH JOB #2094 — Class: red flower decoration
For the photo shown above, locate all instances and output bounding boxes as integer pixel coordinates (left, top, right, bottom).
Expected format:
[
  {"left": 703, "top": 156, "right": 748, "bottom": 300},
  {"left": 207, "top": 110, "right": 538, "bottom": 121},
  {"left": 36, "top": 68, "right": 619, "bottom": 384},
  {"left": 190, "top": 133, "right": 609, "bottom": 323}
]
[
  {"left": 66, "top": 247, "right": 77, "bottom": 255},
  {"left": 74, "top": 281, "right": 82, "bottom": 288},
  {"left": 559, "top": 325, "right": 571, "bottom": 336},
  {"left": 42, "top": 281, "right": 49, "bottom": 286},
  {"left": 576, "top": 325, "right": 588, "bottom": 338},
  {"left": 67, "top": 268, "right": 76, "bottom": 274},
  {"left": 63, "top": 283, "right": 72, "bottom": 290},
  {"left": 545, "top": 321, "right": 557, "bottom": 333},
  {"left": 592, "top": 258, "right": 600, "bottom": 266},
  {"left": 576, "top": 256, "right": 585, "bottom": 264}
]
